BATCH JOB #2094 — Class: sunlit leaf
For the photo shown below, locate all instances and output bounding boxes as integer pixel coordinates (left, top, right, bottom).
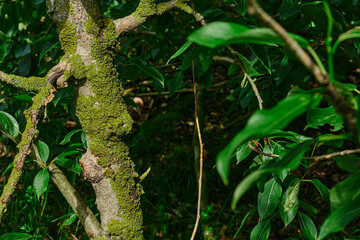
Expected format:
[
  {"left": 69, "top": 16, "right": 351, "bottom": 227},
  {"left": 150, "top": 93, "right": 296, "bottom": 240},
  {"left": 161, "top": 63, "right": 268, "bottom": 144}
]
[
  {"left": 37, "top": 140, "right": 50, "bottom": 163},
  {"left": 33, "top": 169, "right": 49, "bottom": 198},
  {"left": 188, "top": 22, "right": 309, "bottom": 49},
  {"left": 0, "top": 111, "right": 20, "bottom": 138}
]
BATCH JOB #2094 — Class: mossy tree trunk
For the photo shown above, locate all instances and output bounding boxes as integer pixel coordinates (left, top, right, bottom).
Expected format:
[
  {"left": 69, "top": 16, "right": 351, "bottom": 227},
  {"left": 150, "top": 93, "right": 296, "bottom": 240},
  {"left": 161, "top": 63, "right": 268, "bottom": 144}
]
[{"left": 49, "top": 0, "right": 143, "bottom": 239}]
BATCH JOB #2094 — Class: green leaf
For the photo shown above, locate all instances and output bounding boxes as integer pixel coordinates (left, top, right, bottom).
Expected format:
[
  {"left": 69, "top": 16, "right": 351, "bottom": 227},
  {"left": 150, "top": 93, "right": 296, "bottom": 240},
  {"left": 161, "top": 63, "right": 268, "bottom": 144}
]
[
  {"left": 258, "top": 178, "right": 282, "bottom": 219},
  {"left": 318, "top": 196, "right": 360, "bottom": 240},
  {"left": 234, "top": 207, "right": 257, "bottom": 238},
  {"left": 33, "top": 169, "right": 49, "bottom": 198},
  {"left": 233, "top": 51, "right": 252, "bottom": 73},
  {"left": 58, "top": 150, "right": 83, "bottom": 158},
  {"left": 236, "top": 0, "right": 248, "bottom": 16},
  {"left": 232, "top": 141, "right": 311, "bottom": 208},
  {"left": 250, "top": 219, "right": 271, "bottom": 240},
  {"left": 37, "top": 140, "right": 49, "bottom": 163},
  {"left": 0, "top": 37, "right": 6, "bottom": 64},
  {"left": 249, "top": 45, "right": 271, "bottom": 73},
  {"left": 330, "top": 172, "right": 360, "bottom": 212},
  {"left": 305, "top": 106, "right": 344, "bottom": 131},
  {"left": 279, "top": 175, "right": 300, "bottom": 226},
  {"left": 0, "top": 233, "right": 33, "bottom": 240},
  {"left": 135, "top": 63, "right": 165, "bottom": 90},
  {"left": 199, "top": 47, "right": 215, "bottom": 72},
  {"left": 311, "top": 179, "right": 330, "bottom": 203},
  {"left": 334, "top": 155, "right": 360, "bottom": 173},
  {"left": 236, "top": 141, "right": 252, "bottom": 163},
  {"left": 279, "top": 0, "right": 301, "bottom": 20},
  {"left": 299, "top": 200, "right": 318, "bottom": 217},
  {"left": 55, "top": 158, "right": 81, "bottom": 174},
  {"left": 188, "top": 22, "right": 309, "bottom": 49},
  {"left": 59, "top": 129, "right": 83, "bottom": 145},
  {"left": 299, "top": 213, "right": 317, "bottom": 240},
  {"left": 13, "top": 94, "right": 33, "bottom": 102},
  {"left": 217, "top": 93, "right": 320, "bottom": 185},
  {"left": 167, "top": 40, "right": 193, "bottom": 64},
  {"left": 0, "top": 111, "right": 20, "bottom": 138},
  {"left": 62, "top": 213, "right": 77, "bottom": 226},
  {"left": 168, "top": 71, "right": 183, "bottom": 95},
  {"left": 332, "top": 27, "right": 360, "bottom": 55}
]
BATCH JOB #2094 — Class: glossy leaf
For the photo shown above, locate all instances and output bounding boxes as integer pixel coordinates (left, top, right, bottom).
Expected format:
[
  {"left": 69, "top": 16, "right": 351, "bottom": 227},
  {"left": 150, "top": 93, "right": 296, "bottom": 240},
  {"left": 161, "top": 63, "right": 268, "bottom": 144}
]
[
  {"left": 0, "top": 111, "right": 20, "bottom": 138},
  {"left": 188, "top": 22, "right": 309, "bottom": 49},
  {"left": 217, "top": 93, "right": 321, "bottom": 185},
  {"left": 33, "top": 169, "right": 49, "bottom": 198},
  {"left": 37, "top": 140, "right": 49, "bottom": 163},
  {"left": 280, "top": 175, "right": 300, "bottom": 226},
  {"left": 330, "top": 172, "right": 360, "bottom": 211},
  {"left": 318, "top": 196, "right": 360, "bottom": 240},
  {"left": 250, "top": 219, "right": 271, "bottom": 240},
  {"left": 59, "top": 129, "right": 83, "bottom": 145},
  {"left": 299, "top": 212, "right": 317, "bottom": 240},
  {"left": 311, "top": 179, "right": 330, "bottom": 203},
  {"left": 305, "top": 106, "right": 344, "bottom": 131},
  {"left": 0, "top": 233, "right": 33, "bottom": 240},
  {"left": 258, "top": 178, "right": 282, "bottom": 219}
]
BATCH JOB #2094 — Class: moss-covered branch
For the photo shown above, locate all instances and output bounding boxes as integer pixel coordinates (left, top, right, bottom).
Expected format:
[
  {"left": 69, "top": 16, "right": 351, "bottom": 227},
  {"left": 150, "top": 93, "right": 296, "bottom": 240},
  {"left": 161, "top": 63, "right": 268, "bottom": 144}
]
[
  {"left": 114, "top": 0, "right": 178, "bottom": 34},
  {"left": 175, "top": 0, "right": 206, "bottom": 26},
  {"left": 0, "top": 70, "right": 47, "bottom": 91},
  {"left": 0, "top": 85, "right": 54, "bottom": 219}
]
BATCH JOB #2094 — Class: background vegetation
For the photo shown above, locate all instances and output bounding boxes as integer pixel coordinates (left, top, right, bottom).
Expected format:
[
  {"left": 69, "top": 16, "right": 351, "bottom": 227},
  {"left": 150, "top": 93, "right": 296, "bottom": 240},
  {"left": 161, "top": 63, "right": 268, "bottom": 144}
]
[{"left": 0, "top": 0, "right": 360, "bottom": 239}]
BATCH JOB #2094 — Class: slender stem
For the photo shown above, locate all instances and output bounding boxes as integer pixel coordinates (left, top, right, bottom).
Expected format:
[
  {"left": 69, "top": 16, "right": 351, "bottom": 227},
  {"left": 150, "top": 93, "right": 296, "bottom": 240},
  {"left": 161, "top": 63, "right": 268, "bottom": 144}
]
[
  {"left": 304, "top": 149, "right": 360, "bottom": 162},
  {"left": 190, "top": 59, "right": 204, "bottom": 240},
  {"left": 307, "top": 46, "right": 327, "bottom": 74},
  {"left": 323, "top": 1, "right": 335, "bottom": 82}
]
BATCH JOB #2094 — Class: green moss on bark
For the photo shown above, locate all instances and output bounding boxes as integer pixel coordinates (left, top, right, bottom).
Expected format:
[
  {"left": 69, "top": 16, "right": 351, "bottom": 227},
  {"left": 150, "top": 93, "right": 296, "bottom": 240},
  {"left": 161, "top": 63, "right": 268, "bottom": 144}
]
[
  {"left": 57, "top": 21, "right": 77, "bottom": 54},
  {"left": 70, "top": 17, "right": 143, "bottom": 239}
]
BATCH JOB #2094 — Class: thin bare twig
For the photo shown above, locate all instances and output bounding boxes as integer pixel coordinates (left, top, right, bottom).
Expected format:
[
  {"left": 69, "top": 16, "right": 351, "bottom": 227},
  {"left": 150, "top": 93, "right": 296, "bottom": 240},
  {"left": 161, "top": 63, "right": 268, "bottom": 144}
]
[
  {"left": 245, "top": 0, "right": 356, "bottom": 131},
  {"left": 190, "top": 60, "right": 204, "bottom": 240},
  {"left": 248, "top": 142, "right": 279, "bottom": 158},
  {"left": 304, "top": 149, "right": 360, "bottom": 162},
  {"left": 126, "top": 81, "right": 228, "bottom": 97}
]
